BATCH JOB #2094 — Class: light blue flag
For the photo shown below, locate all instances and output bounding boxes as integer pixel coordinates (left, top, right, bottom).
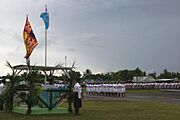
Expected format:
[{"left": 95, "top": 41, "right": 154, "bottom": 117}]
[{"left": 40, "top": 6, "right": 49, "bottom": 30}]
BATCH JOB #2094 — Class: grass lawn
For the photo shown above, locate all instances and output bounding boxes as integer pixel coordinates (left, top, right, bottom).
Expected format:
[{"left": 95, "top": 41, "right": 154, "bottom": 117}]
[
  {"left": 0, "top": 100, "right": 180, "bottom": 120},
  {"left": 13, "top": 106, "right": 69, "bottom": 115}
]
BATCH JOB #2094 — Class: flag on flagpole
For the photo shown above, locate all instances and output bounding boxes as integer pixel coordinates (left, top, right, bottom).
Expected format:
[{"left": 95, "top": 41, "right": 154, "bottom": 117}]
[
  {"left": 23, "top": 15, "right": 38, "bottom": 59},
  {"left": 40, "top": 5, "right": 49, "bottom": 30}
]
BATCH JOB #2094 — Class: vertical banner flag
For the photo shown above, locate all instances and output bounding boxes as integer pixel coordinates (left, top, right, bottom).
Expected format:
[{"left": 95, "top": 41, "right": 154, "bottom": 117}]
[
  {"left": 23, "top": 16, "right": 38, "bottom": 59},
  {"left": 40, "top": 5, "right": 49, "bottom": 30}
]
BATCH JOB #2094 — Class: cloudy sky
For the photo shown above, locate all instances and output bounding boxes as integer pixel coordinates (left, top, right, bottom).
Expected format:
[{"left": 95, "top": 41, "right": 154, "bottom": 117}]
[{"left": 0, "top": 0, "right": 180, "bottom": 75}]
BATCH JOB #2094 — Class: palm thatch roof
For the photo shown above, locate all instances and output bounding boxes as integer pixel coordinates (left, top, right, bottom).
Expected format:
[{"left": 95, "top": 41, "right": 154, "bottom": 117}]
[{"left": 12, "top": 65, "right": 72, "bottom": 71}]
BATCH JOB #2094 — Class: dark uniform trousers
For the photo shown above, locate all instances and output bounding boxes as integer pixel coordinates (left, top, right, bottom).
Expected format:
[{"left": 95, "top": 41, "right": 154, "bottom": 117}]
[{"left": 74, "top": 92, "right": 82, "bottom": 115}]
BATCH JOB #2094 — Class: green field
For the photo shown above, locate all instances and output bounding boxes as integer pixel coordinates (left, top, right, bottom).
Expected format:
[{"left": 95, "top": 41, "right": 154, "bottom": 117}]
[
  {"left": 13, "top": 106, "right": 69, "bottom": 115},
  {"left": 0, "top": 100, "right": 180, "bottom": 120}
]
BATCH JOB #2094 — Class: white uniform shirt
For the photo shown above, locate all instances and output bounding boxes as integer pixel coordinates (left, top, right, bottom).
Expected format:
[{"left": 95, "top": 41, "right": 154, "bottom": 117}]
[{"left": 74, "top": 82, "right": 82, "bottom": 99}]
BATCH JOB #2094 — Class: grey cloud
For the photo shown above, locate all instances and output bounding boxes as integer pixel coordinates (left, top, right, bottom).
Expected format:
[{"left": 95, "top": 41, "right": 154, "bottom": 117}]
[
  {"left": 0, "top": 0, "right": 180, "bottom": 75},
  {"left": 84, "top": 43, "right": 105, "bottom": 49},
  {"left": 78, "top": 33, "right": 103, "bottom": 42},
  {"left": 66, "top": 48, "right": 76, "bottom": 52}
]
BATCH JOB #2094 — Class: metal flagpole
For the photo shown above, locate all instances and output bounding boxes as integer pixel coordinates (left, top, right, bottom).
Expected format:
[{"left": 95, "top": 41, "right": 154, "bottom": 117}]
[
  {"left": 45, "top": 29, "right": 47, "bottom": 67},
  {"left": 26, "top": 58, "right": 30, "bottom": 71},
  {"left": 41, "top": 5, "right": 49, "bottom": 84},
  {"left": 44, "top": 5, "right": 48, "bottom": 84},
  {"left": 44, "top": 28, "right": 47, "bottom": 84}
]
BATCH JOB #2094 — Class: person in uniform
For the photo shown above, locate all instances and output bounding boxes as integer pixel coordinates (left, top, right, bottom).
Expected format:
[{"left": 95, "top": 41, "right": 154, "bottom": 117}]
[{"left": 73, "top": 80, "right": 82, "bottom": 115}]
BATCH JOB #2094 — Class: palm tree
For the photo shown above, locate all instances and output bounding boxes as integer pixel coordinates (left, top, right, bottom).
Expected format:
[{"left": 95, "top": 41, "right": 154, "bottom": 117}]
[
  {"left": 82, "top": 69, "right": 92, "bottom": 81},
  {"left": 4, "top": 61, "right": 20, "bottom": 112}
]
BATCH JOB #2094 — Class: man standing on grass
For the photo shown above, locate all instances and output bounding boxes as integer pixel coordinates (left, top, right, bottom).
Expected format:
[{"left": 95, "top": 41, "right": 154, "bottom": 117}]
[{"left": 73, "top": 79, "right": 82, "bottom": 115}]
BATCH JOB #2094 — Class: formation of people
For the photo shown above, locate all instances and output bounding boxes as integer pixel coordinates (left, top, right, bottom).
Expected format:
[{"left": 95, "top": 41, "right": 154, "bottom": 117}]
[
  {"left": 125, "top": 82, "right": 180, "bottom": 89},
  {"left": 41, "top": 83, "right": 69, "bottom": 91},
  {"left": 86, "top": 83, "right": 126, "bottom": 97},
  {"left": 85, "top": 82, "right": 180, "bottom": 97}
]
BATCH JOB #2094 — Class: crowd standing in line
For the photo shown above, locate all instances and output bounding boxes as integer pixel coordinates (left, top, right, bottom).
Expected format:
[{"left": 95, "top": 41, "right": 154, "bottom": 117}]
[
  {"left": 125, "top": 82, "right": 180, "bottom": 89},
  {"left": 85, "top": 82, "right": 180, "bottom": 97},
  {"left": 86, "top": 83, "right": 126, "bottom": 97}
]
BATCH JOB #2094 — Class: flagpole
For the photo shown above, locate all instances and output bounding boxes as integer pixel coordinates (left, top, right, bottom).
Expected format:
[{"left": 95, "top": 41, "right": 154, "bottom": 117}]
[
  {"left": 41, "top": 4, "right": 49, "bottom": 84},
  {"left": 26, "top": 58, "right": 30, "bottom": 70},
  {"left": 44, "top": 26, "right": 47, "bottom": 85},
  {"left": 44, "top": 5, "right": 47, "bottom": 85},
  {"left": 45, "top": 29, "right": 47, "bottom": 67}
]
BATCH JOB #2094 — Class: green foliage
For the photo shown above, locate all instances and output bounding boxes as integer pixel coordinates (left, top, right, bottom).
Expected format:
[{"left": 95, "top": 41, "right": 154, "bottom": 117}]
[
  {"left": 82, "top": 67, "right": 146, "bottom": 82},
  {"left": 148, "top": 71, "right": 157, "bottom": 79},
  {"left": 4, "top": 75, "right": 18, "bottom": 111},
  {"left": 0, "top": 92, "right": 5, "bottom": 110},
  {"left": 81, "top": 68, "right": 180, "bottom": 82},
  {"left": 25, "top": 71, "right": 41, "bottom": 115},
  {"left": 82, "top": 69, "right": 93, "bottom": 80},
  {"left": 61, "top": 70, "right": 81, "bottom": 83},
  {"left": 158, "top": 69, "right": 178, "bottom": 79}
]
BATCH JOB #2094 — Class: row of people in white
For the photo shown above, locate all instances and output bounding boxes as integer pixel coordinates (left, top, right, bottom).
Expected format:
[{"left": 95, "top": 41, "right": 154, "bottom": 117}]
[
  {"left": 86, "top": 83, "right": 126, "bottom": 97},
  {"left": 125, "top": 83, "right": 180, "bottom": 89}
]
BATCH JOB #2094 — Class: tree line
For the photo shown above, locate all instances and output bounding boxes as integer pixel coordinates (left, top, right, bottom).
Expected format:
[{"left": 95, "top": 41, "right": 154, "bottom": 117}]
[
  {"left": 82, "top": 68, "right": 180, "bottom": 82},
  {"left": 0, "top": 67, "right": 180, "bottom": 84}
]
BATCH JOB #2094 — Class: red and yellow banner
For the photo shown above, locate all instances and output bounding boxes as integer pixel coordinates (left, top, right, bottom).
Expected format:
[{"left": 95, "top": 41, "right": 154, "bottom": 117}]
[{"left": 23, "top": 16, "right": 38, "bottom": 59}]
